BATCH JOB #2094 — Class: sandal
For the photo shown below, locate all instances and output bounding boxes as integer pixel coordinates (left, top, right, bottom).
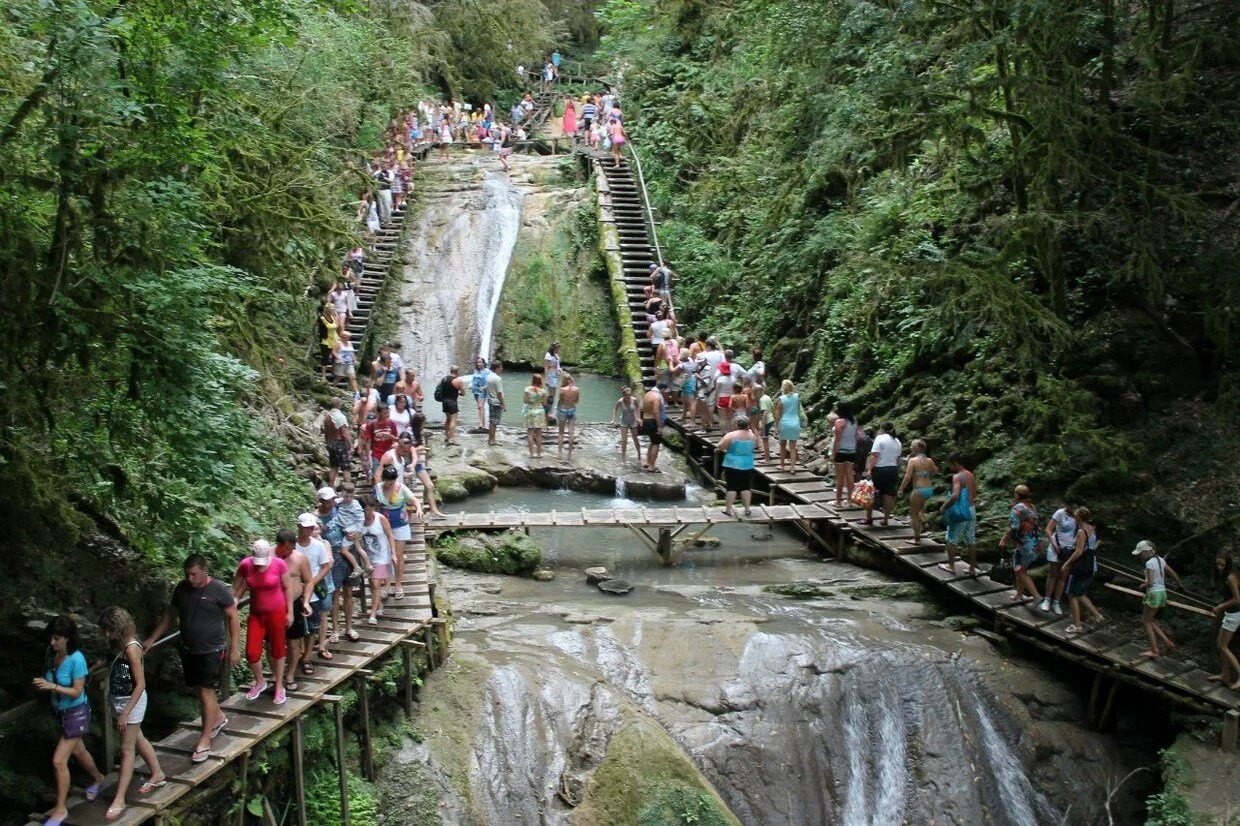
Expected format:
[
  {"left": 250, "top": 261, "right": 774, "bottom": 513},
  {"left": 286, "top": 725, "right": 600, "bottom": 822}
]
[
  {"left": 284, "top": 681, "right": 300, "bottom": 692},
  {"left": 317, "top": 647, "right": 334, "bottom": 660},
  {"left": 106, "top": 804, "right": 126, "bottom": 822},
  {"left": 210, "top": 715, "right": 229, "bottom": 739},
  {"left": 191, "top": 747, "right": 211, "bottom": 764},
  {"left": 301, "top": 662, "right": 315, "bottom": 676},
  {"left": 328, "top": 633, "right": 340, "bottom": 644},
  {"left": 138, "top": 776, "right": 167, "bottom": 795},
  {"left": 84, "top": 781, "right": 104, "bottom": 801},
  {"left": 346, "top": 629, "right": 360, "bottom": 642}
]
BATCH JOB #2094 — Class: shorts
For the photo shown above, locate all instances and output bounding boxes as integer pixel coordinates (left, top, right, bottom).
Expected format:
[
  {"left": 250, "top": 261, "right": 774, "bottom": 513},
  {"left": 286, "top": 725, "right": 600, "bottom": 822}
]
[
  {"left": 1066, "top": 573, "right": 1093, "bottom": 598},
  {"left": 1013, "top": 542, "right": 1038, "bottom": 573},
  {"left": 391, "top": 522, "right": 412, "bottom": 542},
  {"left": 872, "top": 465, "right": 899, "bottom": 497},
  {"left": 110, "top": 690, "right": 147, "bottom": 724},
  {"left": 1046, "top": 544, "right": 1061, "bottom": 564},
  {"left": 331, "top": 551, "right": 352, "bottom": 588},
  {"left": 945, "top": 518, "right": 976, "bottom": 547},
  {"left": 641, "top": 418, "right": 662, "bottom": 445},
  {"left": 371, "top": 563, "right": 392, "bottom": 580},
  {"left": 56, "top": 704, "right": 91, "bottom": 740},
  {"left": 1224, "top": 611, "right": 1240, "bottom": 633},
  {"left": 764, "top": 422, "right": 773, "bottom": 437},
  {"left": 442, "top": 400, "right": 459, "bottom": 415},
  {"left": 558, "top": 407, "right": 577, "bottom": 421},
  {"left": 1144, "top": 589, "right": 1168, "bottom": 609},
  {"left": 246, "top": 610, "right": 287, "bottom": 663},
  {"left": 286, "top": 609, "right": 312, "bottom": 641},
  {"left": 488, "top": 402, "right": 502, "bottom": 425},
  {"left": 327, "top": 439, "right": 350, "bottom": 471},
  {"left": 319, "top": 344, "right": 332, "bottom": 366},
  {"left": 723, "top": 466, "right": 753, "bottom": 493},
  {"left": 716, "top": 396, "right": 731, "bottom": 410},
  {"left": 180, "top": 648, "right": 224, "bottom": 689},
  {"left": 683, "top": 376, "right": 697, "bottom": 395},
  {"left": 333, "top": 363, "right": 356, "bottom": 378},
  {"left": 834, "top": 451, "right": 856, "bottom": 464},
  {"left": 307, "top": 596, "right": 331, "bottom": 632}
]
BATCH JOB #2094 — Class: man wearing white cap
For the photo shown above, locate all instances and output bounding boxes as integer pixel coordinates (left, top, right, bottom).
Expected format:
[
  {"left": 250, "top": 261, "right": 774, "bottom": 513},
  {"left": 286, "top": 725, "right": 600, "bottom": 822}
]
[
  {"left": 1134, "top": 539, "right": 1183, "bottom": 659},
  {"left": 295, "top": 512, "right": 334, "bottom": 670},
  {"left": 231, "top": 540, "right": 291, "bottom": 705},
  {"left": 317, "top": 486, "right": 362, "bottom": 644}
]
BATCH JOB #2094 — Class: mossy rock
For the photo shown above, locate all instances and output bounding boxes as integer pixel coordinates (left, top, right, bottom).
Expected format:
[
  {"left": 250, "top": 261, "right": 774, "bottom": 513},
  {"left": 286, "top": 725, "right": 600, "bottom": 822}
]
[
  {"left": 762, "top": 581, "right": 833, "bottom": 600},
  {"left": 574, "top": 711, "right": 740, "bottom": 826},
  {"left": 940, "top": 615, "right": 981, "bottom": 630},
  {"left": 660, "top": 429, "right": 684, "bottom": 451},
  {"left": 841, "top": 582, "right": 930, "bottom": 601},
  {"left": 435, "top": 530, "right": 541, "bottom": 576}
]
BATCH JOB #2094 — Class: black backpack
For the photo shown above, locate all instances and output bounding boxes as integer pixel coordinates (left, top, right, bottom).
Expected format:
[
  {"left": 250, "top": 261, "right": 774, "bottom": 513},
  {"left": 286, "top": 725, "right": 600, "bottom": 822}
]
[{"left": 433, "top": 376, "right": 450, "bottom": 402}]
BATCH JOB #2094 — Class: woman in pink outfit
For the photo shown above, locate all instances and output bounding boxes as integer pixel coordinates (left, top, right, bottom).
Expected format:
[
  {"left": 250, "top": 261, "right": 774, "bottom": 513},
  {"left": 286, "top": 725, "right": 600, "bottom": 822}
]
[{"left": 562, "top": 98, "right": 577, "bottom": 139}]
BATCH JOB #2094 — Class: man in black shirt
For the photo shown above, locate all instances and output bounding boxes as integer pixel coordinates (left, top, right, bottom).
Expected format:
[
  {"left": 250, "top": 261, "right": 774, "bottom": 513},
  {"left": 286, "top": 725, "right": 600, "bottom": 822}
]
[{"left": 144, "top": 554, "right": 240, "bottom": 763}]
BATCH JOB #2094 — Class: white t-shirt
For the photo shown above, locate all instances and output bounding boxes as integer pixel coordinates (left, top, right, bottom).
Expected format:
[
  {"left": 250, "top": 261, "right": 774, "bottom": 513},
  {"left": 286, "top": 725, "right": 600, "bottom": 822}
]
[
  {"left": 1146, "top": 557, "right": 1167, "bottom": 592},
  {"left": 328, "top": 409, "right": 348, "bottom": 430},
  {"left": 701, "top": 350, "right": 724, "bottom": 380},
  {"left": 871, "top": 433, "right": 902, "bottom": 468},
  {"left": 390, "top": 407, "right": 412, "bottom": 436},
  {"left": 361, "top": 515, "right": 392, "bottom": 567},
  {"left": 1050, "top": 508, "right": 1077, "bottom": 550},
  {"left": 650, "top": 319, "right": 671, "bottom": 344},
  {"left": 713, "top": 373, "right": 734, "bottom": 401},
  {"left": 748, "top": 361, "right": 766, "bottom": 384},
  {"left": 297, "top": 537, "right": 334, "bottom": 594}
]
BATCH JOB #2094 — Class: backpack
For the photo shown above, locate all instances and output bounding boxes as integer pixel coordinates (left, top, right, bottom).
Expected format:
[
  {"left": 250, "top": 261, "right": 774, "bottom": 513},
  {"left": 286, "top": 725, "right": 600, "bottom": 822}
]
[{"left": 433, "top": 376, "right": 450, "bottom": 402}]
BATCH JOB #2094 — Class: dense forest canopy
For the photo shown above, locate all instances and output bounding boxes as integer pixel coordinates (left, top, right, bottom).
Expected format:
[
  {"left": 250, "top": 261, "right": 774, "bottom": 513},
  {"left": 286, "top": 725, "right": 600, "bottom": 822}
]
[{"left": 598, "top": 0, "right": 1238, "bottom": 554}]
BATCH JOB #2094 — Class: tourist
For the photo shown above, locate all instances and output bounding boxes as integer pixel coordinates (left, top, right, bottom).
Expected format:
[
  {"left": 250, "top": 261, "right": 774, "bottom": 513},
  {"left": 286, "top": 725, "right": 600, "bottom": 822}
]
[
  {"left": 523, "top": 373, "right": 548, "bottom": 459},
  {"left": 676, "top": 351, "right": 697, "bottom": 425},
  {"left": 730, "top": 378, "right": 750, "bottom": 436},
  {"left": 544, "top": 342, "right": 562, "bottom": 420},
  {"left": 143, "top": 555, "right": 239, "bottom": 764},
  {"left": 862, "top": 422, "right": 902, "bottom": 526},
  {"left": 1000, "top": 486, "right": 1044, "bottom": 603},
  {"left": 231, "top": 540, "right": 290, "bottom": 705},
  {"left": 611, "top": 385, "right": 642, "bottom": 464},
  {"left": 756, "top": 383, "right": 774, "bottom": 462},
  {"left": 34, "top": 615, "right": 106, "bottom": 826},
  {"left": 333, "top": 329, "right": 358, "bottom": 395},
  {"left": 650, "top": 262, "right": 674, "bottom": 305},
  {"left": 328, "top": 280, "right": 351, "bottom": 326},
  {"left": 563, "top": 97, "right": 576, "bottom": 138},
  {"left": 361, "top": 497, "right": 396, "bottom": 624},
  {"left": 663, "top": 335, "right": 682, "bottom": 406},
  {"left": 718, "top": 416, "right": 757, "bottom": 517},
  {"left": 773, "top": 379, "right": 807, "bottom": 474},
  {"left": 374, "top": 351, "right": 402, "bottom": 403},
  {"left": 641, "top": 384, "right": 664, "bottom": 472},
  {"left": 317, "top": 304, "right": 339, "bottom": 378},
  {"left": 390, "top": 159, "right": 405, "bottom": 209},
  {"left": 98, "top": 606, "right": 164, "bottom": 821},
  {"left": 938, "top": 454, "right": 978, "bottom": 576},
  {"left": 897, "top": 439, "right": 937, "bottom": 544},
  {"left": 608, "top": 116, "right": 627, "bottom": 167},
  {"left": 832, "top": 401, "right": 860, "bottom": 506},
  {"left": 470, "top": 357, "right": 491, "bottom": 427},
  {"left": 317, "top": 488, "right": 361, "bottom": 644},
  {"left": 395, "top": 368, "right": 424, "bottom": 411},
  {"left": 1210, "top": 553, "right": 1240, "bottom": 688},
  {"left": 713, "top": 361, "right": 736, "bottom": 433},
  {"left": 294, "top": 512, "right": 335, "bottom": 668},
  {"left": 486, "top": 361, "right": 506, "bottom": 446},
  {"left": 1134, "top": 540, "right": 1182, "bottom": 658},
  {"left": 438, "top": 116, "right": 452, "bottom": 160},
  {"left": 375, "top": 459, "right": 421, "bottom": 583},
  {"left": 557, "top": 372, "right": 581, "bottom": 462},
  {"left": 389, "top": 393, "right": 414, "bottom": 439},
  {"left": 360, "top": 192, "right": 380, "bottom": 235},
  {"left": 359, "top": 403, "right": 398, "bottom": 480},
  {"left": 273, "top": 529, "right": 313, "bottom": 692},
  {"left": 650, "top": 307, "right": 674, "bottom": 360},
  {"left": 1040, "top": 498, "right": 1079, "bottom": 615},
  {"left": 581, "top": 96, "right": 597, "bottom": 135},
  {"left": 746, "top": 347, "right": 765, "bottom": 387},
  {"left": 552, "top": 49, "right": 562, "bottom": 70},
  {"left": 322, "top": 400, "right": 351, "bottom": 487},
  {"left": 1062, "top": 506, "right": 1104, "bottom": 634},
  {"left": 436, "top": 366, "right": 466, "bottom": 446}
]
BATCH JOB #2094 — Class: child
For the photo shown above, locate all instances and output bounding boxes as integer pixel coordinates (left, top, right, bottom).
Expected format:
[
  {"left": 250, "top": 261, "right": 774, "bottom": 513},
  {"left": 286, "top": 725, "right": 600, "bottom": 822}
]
[
  {"left": 1135, "top": 540, "right": 1183, "bottom": 658},
  {"left": 361, "top": 497, "right": 396, "bottom": 624},
  {"left": 100, "top": 607, "right": 165, "bottom": 821},
  {"left": 334, "top": 330, "right": 358, "bottom": 395},
  {"left": 332, "top": 484, "right": 369, "bottom": 642},
  {"left": 610, "top": 386, "right": 643, "bottom": 464},
  {"left": 757, "top": 385, "right": 775, "bottom": 462}
]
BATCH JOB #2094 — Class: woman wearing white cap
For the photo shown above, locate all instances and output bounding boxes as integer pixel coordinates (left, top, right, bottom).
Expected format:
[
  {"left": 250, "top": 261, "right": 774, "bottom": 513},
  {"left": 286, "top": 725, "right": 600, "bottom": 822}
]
[
  {"left": 1135, "top": 540, "right": 1182, "bottom": 659},
  {"left": 231, "top": 540, "right": 291, "bottom": 705},
  {"left": 375, "top": 463, "right": 421, "bottom": 600}
]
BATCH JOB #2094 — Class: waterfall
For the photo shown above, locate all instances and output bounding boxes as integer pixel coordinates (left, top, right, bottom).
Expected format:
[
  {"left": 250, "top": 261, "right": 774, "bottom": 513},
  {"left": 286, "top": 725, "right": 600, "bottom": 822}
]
[
  {"left": 614, "top": 477, "right": 627, "bottom": 499},
  {"left": 474, "top": 175, "right": 524, "bottom": 360}
]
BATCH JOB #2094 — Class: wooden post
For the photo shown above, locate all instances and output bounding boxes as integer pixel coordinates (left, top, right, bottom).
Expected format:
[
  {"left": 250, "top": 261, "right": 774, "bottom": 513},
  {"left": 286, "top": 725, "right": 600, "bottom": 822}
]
[
  {"left": 434, "top": 618, "right": 449, "bottom": 659},
  {"left": 1087, "top": 672, "right": 1104, "bottom": 726},
  {"left": 1098, "top": 679, "right": 1120, "bottom": 731},
  {"left": 101, "top": 674, "right": 117, "bottom": 773},
  {"left": 355, "top": 675, "right": 375, "bottom": 780},
  {"left": 291, "top": 717, "right": 308, "bottom": 826},
  {"left": 401, "top": 644, "right": 414, "bottom": 717},
  {"left": 236, "top": 750, "right": 251, "bottom": 826},
  {"left": 324, "top": 695, "right": 350, "bottom": 826},
  {"left": 1224, "top": 710, "right": 1240, "bottom": 751}
]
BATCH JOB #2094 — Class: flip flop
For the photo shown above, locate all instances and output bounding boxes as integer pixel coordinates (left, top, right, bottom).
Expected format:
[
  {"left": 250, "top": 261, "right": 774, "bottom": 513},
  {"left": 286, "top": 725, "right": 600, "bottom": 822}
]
[
  {"left": 106, "top": 804, "right": 126, "bottom": 822},
  {"left": 285, "top": 681, "right": 299, "bottom": 692},
  {"left": 191, "top": 747, "right": 211, "bottom": 764},
  {"left": 44, "top": 817, "right": 65, "bottom": 826},
  {"left": 138, "top": 777, "right": 167, "bottom": 795},
  {"left": 210, "top": 716, "right": 229, "bottom": 739},
  {"left": 317, "top": 648, "right": 334, "bottom": 660},
  {"left": 346, "top": 629, "right": 360, "bottom": 642},
  {"left": 84, "top": 782, "right": 103, "bottom": 801}
]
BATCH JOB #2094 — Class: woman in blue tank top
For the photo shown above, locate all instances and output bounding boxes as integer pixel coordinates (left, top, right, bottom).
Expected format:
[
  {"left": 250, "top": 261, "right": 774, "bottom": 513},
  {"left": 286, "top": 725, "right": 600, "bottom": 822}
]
[{"left": 718, "top": 417, "right": 757, "bottom": 517}]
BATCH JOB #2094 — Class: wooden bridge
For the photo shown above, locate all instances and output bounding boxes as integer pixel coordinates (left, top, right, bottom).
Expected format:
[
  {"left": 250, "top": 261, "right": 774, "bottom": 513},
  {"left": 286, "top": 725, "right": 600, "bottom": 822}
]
[{"left": 589, "top": 132, "right": 1240, "bottom": 736}]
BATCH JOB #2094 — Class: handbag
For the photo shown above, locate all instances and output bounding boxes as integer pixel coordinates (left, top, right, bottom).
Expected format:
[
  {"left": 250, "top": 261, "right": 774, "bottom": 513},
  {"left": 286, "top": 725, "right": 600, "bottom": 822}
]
[
  {"left": 944, "top": 484, "right": 973, "bottom": 526},
  {"left": 850, "top": 479, "right": 875, "bottom": 509},
  {"left": 58, "top": 703, "right": 91, "bottom": 739}
]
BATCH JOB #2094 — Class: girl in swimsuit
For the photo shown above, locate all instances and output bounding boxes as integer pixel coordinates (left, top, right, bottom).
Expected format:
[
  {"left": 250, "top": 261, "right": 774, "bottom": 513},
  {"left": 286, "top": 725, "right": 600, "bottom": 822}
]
[
  {"left": 611, "top": 386, "right": 642, "bottom": 464},
  {"left": 556, "top": 373, "right": 581, "bottom": 463},
  {"left": 898, "top": 439, "right": 938, "bottom": 545}
]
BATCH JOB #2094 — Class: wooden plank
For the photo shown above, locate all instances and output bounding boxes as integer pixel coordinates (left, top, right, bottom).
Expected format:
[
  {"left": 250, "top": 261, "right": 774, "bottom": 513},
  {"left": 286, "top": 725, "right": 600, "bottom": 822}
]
[
  {"left": 945, "top": 576, "right": 1013, "bottom": 598},
  {"left": 180, "top": 711, "right": 280, "bottom": 740},
  {"left": 222, "top": 694, "right": 315, "bottom": 720},
  {"left": 778, "top": 481, "right": 831, "bottom": 494}
]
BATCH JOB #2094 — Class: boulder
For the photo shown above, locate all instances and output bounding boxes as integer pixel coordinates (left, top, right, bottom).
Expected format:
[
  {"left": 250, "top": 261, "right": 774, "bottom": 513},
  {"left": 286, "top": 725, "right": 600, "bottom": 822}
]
[
  {"left": 597, "top": 579, "right": 633, "bottom": 595},
  {"left": 533, "top": 569, "right": 556, "bottom": 582},
  {"left": 436, "top": 530, "right": 542, "bottom": 576},
  {"left": 941, "top": 615, "right": 981, "bottom": 631},
  {"left": 763, "top": 581, "right": 833, "bottom": 600},
  {"left": 585, "top": 566, "right": 610, "bottom": 584}
]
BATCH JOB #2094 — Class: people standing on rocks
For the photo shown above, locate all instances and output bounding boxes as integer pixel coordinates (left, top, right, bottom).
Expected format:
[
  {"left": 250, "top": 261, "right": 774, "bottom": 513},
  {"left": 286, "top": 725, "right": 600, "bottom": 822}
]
[
  {"left": 641, "top": 385, "right": 665, "bottom": 472},
  {"left": 273, "top": 529, "right": 313, "bottom": 693},
  {"left": 861, "top": 422, "right": 902, "bottom": 526},
  {"left": 231, "top": 540, "right": 290, "bottom": 706},
  {"left": 832, "top": 401, "right": 859, "bottom": 506},
  {"left": 773, "top": 379, "right": 806, "bottom": 474},
  {"left": 322, "top": 400, "right": 352, "bottom": 487},
  {"left": 1210, "top": 553, "right": 1240, "bottom": 688},
  {"left": 719, "top": 416, "right": 756, "bottom": 517},
  {"left": 144, "top": 555, "right": 239, "bottom": 765},
  {"left": 471, "top": 358, "right": 492, "bottom": 427},
  {"left": 543, "top": 342, "right": 562, "bottom": 421},
  {"left": 34, "top": 615, "right": 106, "bottom": 826},
  {"left": 98, "top": 606, "right": 164, "bottom": 821},
  {"left": 1135, "top": 540, "right": 1182, "bottom": 659},
  {"left": 1062, "top": 506, "right": 1105, "bottom": 635},
  {"left": 523, "top": 374, "right": 549, "bottom": 459},
  {"left": 1040, "top": 498, "right": 1079, "bottom": 615},
  {"left": 482, "top": 360, "right": 505, "bottom": 445},
  {"left": 897, "top": 439, "right": 937, "bottom": 545},
  {"left": 1000, "top": 486, "right": 1044, "bottom": 604},
  {"left": 557, "top": 373, "right": 581, "bottom": 462},
  {"left": 938, "top": 454, "right": 978, "bottom": 576},
  {"left": 611, "top": 385, "right": 643, "bottom": 464},
  {"left": 294, "top": 512, "right": 335, "bottom": 670},
  {"left": 436, "top": 366, "right": 465, "bottom": 446}
]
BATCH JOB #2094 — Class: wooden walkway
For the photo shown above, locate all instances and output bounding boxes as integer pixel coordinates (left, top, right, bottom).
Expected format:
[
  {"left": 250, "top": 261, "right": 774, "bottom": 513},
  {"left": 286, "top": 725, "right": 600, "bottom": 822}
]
[
  {"left": 31, "top": 533, "right": 434, "bottom": 826},
  {"left": 587, "top": 136, "right": 1240, "bottom": 726},
  {"left": 427, "top": 502, "right": 834, "bottom": 531}
]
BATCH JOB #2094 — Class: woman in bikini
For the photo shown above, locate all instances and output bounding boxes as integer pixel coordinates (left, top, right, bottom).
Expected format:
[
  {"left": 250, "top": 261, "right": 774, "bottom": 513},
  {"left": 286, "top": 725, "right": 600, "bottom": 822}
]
[
  {"left": 898, "top": 439, "right": 938, "bottom": 545},
  {"left": 611, "top": 385, "right": 643, "bottom": 464}
]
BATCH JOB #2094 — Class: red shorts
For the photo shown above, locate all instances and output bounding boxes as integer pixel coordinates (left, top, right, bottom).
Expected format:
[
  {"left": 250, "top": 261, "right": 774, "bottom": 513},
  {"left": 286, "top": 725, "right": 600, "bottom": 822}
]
[
  {"left": 717, "top": 397, "right": 731, "bottom": 410},
  {"left": 246, "top": 610, "right": 287, "bottom": 663}
]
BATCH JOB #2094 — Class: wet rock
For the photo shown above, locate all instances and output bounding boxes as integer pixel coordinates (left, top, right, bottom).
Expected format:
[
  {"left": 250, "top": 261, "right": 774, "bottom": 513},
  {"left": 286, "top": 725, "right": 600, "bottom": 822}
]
[
  {"left": 678, "top": 535, "right": 721, "bottom": 550},
  {"left": 841, "top": 582, "right": 929, "bottom": 600},
  {"left": 749, "top": 531, "right": 773, "bottom": 541},
  {"left": 585, "top": 566, "right": 610, "bottom": 584},
  {"left": 533, "top": 569, "right": 556, "bottom": 581},
  {"left": 436, "top": 530, "right": 541, "bottom": 576},
  {"left": 940, "top": 615, "right": 981, "bottom": 631},
  {"left": 597, "top": 579, "right": 633, "bottom": 595},
  {"left": 763, "top": 581, "right": 833, "bottom": 600}
]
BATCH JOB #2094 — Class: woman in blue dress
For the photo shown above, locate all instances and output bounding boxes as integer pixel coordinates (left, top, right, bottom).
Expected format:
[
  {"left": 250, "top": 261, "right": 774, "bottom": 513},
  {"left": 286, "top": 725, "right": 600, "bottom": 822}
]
[{"left": 773, "top": 379, "right": 808, "bottom": 474}]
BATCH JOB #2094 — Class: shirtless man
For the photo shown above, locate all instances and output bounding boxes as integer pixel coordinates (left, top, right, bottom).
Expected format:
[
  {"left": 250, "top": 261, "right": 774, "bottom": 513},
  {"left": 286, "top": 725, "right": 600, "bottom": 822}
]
[
  {"left": 640, "top": 386, "right": 665, "bottom": 472},
  {"left": 273, "top": 528, "right": 313, "bottom": 691},
  {"left": 556, "top": 374, "right": 581, "bottom": 462},
  {"left": 321, "top": 401, "right": 351, "bottom": 487}
]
